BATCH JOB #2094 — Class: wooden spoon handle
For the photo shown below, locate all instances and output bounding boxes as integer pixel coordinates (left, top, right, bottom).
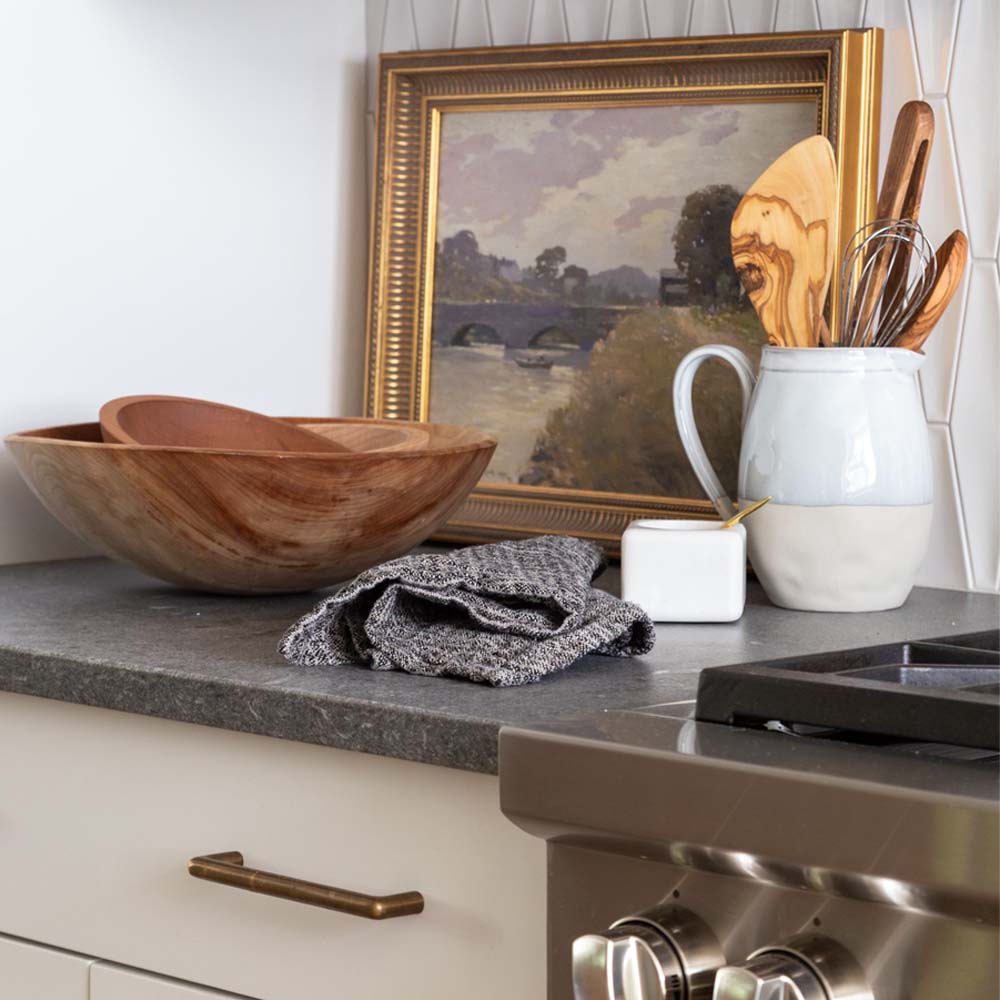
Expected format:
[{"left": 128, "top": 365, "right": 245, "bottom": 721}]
[
  {"left": 892, "top": 231, "right": 968, "bottom": 352},
  {"left": 876, "top": 100, "right": 935, "bottom": 221},
  {"left": 856, "top": 101, "right": 935, "bottom": 334}
]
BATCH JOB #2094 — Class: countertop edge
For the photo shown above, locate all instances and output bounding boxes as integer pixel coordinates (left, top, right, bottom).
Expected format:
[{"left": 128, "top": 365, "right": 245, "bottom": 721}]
[{"left": 0, "top": 647, "right": 500, "bottom": 775}]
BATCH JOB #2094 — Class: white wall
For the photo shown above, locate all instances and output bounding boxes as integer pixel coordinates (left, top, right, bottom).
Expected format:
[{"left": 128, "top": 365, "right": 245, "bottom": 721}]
[
  {"left": 367, "top": 0, "right": 1000, "bottom": 594},
  {"left": 0, "top": 0, "right": 369, "bottom": 563}
]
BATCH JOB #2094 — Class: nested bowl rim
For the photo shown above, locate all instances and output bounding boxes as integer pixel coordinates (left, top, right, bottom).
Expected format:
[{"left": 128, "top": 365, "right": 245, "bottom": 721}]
[{"left": 5, "top": 417, "right": 496, "bottom": 460}]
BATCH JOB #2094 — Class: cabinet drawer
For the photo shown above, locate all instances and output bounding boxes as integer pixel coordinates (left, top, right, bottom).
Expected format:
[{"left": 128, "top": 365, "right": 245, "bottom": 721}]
[
  {"left": 0, "top": 932, "right": 94, "bottom": 999},
  {"left": 0, "top": 692, "right": 544, "bottom": 999},
  {"left": 92, "top": 963, "right": 250, "bottom": 999}
]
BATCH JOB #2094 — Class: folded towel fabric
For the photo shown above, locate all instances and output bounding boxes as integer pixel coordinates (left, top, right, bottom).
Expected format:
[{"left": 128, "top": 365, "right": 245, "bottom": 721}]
[{"left": 279, "top": 535, "right": 655, "bottom": 686}]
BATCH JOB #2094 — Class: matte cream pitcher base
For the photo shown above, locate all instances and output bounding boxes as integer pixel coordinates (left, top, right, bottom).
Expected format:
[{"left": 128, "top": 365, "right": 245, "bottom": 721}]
[{"left": 743, "top": 500, "right": 934, "bottom": 613}]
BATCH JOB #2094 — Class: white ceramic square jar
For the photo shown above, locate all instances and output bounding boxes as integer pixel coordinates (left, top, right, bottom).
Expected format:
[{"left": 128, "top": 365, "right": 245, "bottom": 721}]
[{"left": 621, "top": 519, "right": 746, "bottom": 623}]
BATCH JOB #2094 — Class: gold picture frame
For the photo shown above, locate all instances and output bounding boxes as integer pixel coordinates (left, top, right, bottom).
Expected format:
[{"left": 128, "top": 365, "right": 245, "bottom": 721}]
[{"left": 365, "top": 30, "right": 882, "bottom": 550}]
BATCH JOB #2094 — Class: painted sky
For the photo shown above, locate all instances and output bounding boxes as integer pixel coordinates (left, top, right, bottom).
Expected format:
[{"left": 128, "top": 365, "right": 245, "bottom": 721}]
[{"left": 436, "top": 101, "right": 817, "bottom": 276}]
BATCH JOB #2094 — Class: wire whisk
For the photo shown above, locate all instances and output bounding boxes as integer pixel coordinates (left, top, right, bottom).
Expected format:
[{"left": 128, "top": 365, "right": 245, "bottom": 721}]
[{"left": 837, "top": 218, "right": 937, "bottom": 348}]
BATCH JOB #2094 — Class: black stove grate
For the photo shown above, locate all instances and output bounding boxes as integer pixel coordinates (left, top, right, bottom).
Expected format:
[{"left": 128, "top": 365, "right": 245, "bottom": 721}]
[{"left": 695, "top": 629, "right": 1000, "bottom": 751}]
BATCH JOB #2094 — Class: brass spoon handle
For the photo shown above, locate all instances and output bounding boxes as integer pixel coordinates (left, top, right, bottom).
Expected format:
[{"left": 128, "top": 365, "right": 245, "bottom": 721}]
[{"left": 722, "top": 495, "right": 772, "bottom": 529}]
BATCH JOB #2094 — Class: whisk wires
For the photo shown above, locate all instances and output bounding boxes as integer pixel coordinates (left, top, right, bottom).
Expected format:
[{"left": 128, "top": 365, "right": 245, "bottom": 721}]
[{"left": 837, "top": 218, "right": 937, "bottom": 348}]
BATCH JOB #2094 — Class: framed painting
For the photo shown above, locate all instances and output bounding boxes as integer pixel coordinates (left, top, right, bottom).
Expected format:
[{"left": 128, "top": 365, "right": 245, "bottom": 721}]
[{"left": 365, "top": 31, "right": 882, "bottom": 549}]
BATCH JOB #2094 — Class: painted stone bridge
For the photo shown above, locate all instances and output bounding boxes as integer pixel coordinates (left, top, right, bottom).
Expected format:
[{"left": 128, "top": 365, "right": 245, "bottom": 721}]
[{"left": 432, "top": 301, "right": 636, "bottom": 350}]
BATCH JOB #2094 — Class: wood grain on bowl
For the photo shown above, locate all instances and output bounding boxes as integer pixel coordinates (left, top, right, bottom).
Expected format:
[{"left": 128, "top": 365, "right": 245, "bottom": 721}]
[
  {"left": 300, "top": 419, "right": 431, "bottom": 452},
  {"left": 5, "top": 419, "right": 495, "bottom": 594}
]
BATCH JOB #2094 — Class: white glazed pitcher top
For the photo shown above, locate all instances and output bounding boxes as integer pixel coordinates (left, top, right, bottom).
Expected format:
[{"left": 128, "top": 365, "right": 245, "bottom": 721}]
[
  {"left": 744, "top": 345, "right": 931, "bottom": 507},
  {"left": 759, "top": 345, "right": 924, "bottom": 375}
]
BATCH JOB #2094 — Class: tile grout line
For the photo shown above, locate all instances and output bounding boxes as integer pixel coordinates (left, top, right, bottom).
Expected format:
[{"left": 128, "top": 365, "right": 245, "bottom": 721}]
[
  {"left": 944, "top": 422, "right": 977, "bottom": 590},
  {"left": 945, "top": 87, "right": 979, "bottom": 254},
  {"left": 525, "top": 0, "right": 537, "bottom": 44},
  {"left": 558, "top": 0, "right": 570, "bottom": 41},
  {"left": 482, "top": 0, "right": 495, "bottom": 46},
  {"left": 943, "top": 258, "right": 972, "bottom": 425},
  {"left": 902, "top": 0, "right": 920, "bottom": 98},
  {"left": 944, "top": 0, "right": 963, "bottom": 94},
  {"left": 377, "top": 0, "right": 391, "bottom": 51},
  {"left": 945, "top": 3, "right": 997, "bottom": 258},
  {"left": 408, "top": 0, "right": 420, "bottom": 49},
  {"left": 906, "top": 0, "right": 928, "bottom": 93},
  {"left": 932, "top": 97, "right": 972, "bottom": 425}
]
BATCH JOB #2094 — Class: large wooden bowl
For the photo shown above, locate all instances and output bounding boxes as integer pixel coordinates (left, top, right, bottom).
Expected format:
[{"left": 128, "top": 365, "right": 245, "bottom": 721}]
[{"left": 5, "top": 419, "right": 494, "bottom": 594}]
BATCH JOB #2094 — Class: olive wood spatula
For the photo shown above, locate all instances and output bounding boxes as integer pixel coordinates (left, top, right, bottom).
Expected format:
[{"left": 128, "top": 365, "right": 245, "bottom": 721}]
[{"left": 730, "top": 135, "right": 838, "bottom": 347}]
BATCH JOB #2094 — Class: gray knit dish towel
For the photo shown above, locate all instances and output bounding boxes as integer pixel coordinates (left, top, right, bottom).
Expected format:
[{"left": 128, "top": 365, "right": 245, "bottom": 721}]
[{"left": 279, "top": 535, "right": 655, "bottom": 686}]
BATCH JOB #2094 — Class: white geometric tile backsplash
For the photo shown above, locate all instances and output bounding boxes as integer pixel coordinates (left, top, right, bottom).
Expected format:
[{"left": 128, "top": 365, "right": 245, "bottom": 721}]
[{"left": 366, "top": 0, "right": 1000, "bottom": 593}]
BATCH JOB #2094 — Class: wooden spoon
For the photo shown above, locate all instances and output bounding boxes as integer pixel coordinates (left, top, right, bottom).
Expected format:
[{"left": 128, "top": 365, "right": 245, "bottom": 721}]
[
  {"left": 731, "top": 135, "right": 838, "bottom": 347},
  {"left": 856, "top": 101, "right": 935, "bottom": 333},
  {"left": 100, "top": 395, "right": 350, "bottom": 453},
  {"left": 892, "top": 230, "right": 968, "bottom": 352}
]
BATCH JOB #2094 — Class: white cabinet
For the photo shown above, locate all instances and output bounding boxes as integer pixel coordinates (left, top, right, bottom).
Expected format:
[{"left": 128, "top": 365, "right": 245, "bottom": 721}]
[
  {"left": 0, "top": 933, "right": 251, "bottom": 1000},
  {"left": 0, "top": 933, "right": 94, "bottom": 999},
  {"left": 91, "top": 963, "right": 249, "bottom": 999},
  {"left": 0, "top": 691, "right": 545, "bottom": 999}
]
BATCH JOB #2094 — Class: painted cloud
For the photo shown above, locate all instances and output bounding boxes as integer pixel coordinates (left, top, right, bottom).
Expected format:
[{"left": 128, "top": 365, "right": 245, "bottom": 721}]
[{"left": 435, "top": 101, "right": 816, "bottom": 277}]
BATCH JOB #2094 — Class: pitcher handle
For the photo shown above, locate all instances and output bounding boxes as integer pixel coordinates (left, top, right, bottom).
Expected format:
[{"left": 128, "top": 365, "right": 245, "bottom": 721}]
[{"left": 672, "top": 345, "right": 757, "bottom": 520}]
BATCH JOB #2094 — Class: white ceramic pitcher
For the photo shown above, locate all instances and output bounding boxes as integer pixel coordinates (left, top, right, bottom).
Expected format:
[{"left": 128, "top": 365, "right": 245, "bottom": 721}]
[{"left": 672, "top": 346, "right": 933, "bottom": 612}]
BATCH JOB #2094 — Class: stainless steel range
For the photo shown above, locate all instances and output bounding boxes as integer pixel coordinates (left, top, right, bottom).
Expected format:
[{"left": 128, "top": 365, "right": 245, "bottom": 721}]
[{"left": 500, "top": 629, "right": 999, "bottom": 1000}]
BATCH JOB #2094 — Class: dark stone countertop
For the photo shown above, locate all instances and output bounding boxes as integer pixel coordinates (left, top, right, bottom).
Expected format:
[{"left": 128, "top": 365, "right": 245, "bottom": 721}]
[{"left": 0, "top": 554, "right": 997, "bottom": 773}]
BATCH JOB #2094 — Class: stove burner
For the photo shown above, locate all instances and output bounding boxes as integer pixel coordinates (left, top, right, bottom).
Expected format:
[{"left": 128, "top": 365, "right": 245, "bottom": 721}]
[{"left": 695, "top": 630, "right": 1000, "bottom": 751}]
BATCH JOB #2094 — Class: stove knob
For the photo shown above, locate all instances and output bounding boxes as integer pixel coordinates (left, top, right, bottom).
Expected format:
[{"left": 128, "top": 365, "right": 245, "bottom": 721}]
[
  {"left": 573, "top": 905, "right": 723, "bottom": 1000},
  {"left": 713, "top": 935, "right": 873, "bottom": 1000},
  {"left": 712, "top": 951, "right": 826, "bottom": 1000}
]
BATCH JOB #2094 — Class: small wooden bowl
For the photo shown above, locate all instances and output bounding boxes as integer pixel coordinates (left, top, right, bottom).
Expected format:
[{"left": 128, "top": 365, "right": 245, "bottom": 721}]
[
  {"left": 5, "top": 419, "right": 495, "bottom": 594},
  {"left": 100, "top": 396, "right": 349, "bottom": 453}
]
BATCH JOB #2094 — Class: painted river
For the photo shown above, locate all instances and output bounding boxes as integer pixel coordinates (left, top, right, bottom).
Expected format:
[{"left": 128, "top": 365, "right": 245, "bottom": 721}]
[{"left": 429, "top": 342, "right": 589, "bottom": 484}]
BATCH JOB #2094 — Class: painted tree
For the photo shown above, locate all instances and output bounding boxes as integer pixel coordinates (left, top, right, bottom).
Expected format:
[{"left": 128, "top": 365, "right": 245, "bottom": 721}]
[
  {"left": 533, "top": 245, "right": 567, "bottom": 289},
  {"left": 672, "top": 184, "right": 743, "bottom": 308},
  {"left": 435, "top": 230, "right": 484, "bottom": 301},
  {"left": 560, "top": 263, "right": 589, "bottom": 298}
]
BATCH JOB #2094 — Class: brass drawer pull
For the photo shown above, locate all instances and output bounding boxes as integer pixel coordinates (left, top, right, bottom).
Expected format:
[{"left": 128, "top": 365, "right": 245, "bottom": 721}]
[{"left": 187, "top": 851, "right": 424, "bottom": 920}]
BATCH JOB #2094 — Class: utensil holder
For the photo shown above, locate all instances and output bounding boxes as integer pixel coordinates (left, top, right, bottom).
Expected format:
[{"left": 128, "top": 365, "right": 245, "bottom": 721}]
[{"left": 673, "top": 346, "right": 934, "bottom": 613}]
